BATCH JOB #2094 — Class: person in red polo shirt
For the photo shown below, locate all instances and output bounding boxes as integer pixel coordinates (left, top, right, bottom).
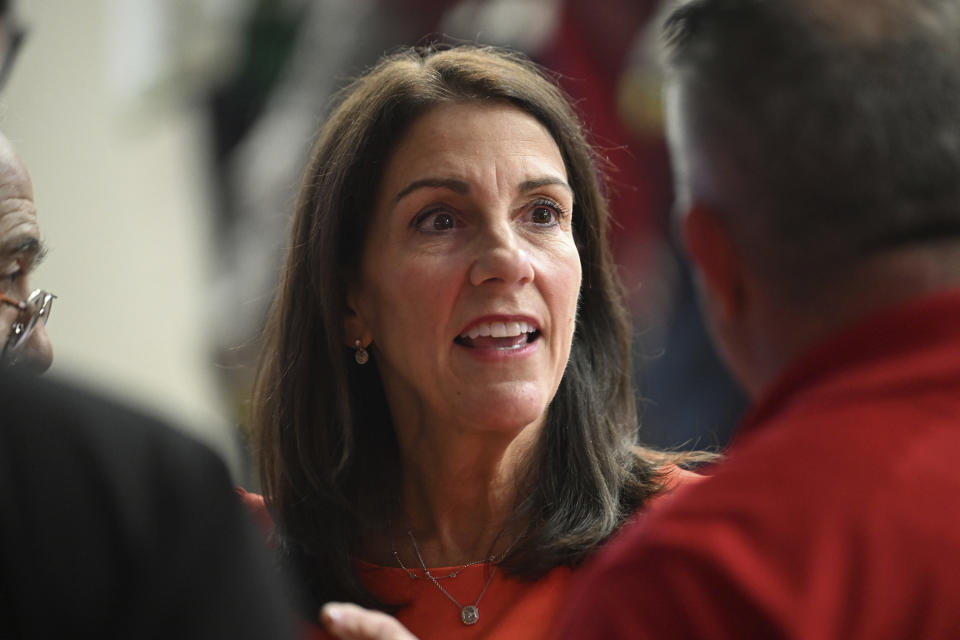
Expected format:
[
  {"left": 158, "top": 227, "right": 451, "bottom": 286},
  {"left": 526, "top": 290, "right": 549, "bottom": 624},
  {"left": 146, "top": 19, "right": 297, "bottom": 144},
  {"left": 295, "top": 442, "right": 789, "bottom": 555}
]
[{"left": 553, "top": 0, "right": 960, "bottom": 638}]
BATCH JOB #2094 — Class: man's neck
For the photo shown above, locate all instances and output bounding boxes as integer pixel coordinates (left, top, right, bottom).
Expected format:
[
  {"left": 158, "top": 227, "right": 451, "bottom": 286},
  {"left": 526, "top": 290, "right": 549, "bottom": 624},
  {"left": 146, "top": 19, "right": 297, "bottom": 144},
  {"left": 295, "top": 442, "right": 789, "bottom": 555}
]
[{"left": 751, "top": 242, "right": 960, "bottom": 395}]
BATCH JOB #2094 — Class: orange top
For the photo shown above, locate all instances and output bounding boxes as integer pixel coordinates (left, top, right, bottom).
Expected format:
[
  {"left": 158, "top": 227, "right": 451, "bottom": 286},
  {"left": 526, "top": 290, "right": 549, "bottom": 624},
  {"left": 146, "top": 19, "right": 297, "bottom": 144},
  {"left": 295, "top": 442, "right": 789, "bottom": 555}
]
[
  {"left": 241, "top": 467, "right": 705, "bottom": 639},
  {"left": 327, "top": 561, "right": 576, "bottom": 640}
]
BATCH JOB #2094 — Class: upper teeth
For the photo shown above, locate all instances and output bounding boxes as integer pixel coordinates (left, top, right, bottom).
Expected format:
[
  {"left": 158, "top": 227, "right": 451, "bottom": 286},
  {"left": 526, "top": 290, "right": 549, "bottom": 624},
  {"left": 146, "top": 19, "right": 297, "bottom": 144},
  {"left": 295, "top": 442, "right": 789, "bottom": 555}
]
[{"left": 461, "top": 320, "right": 536, "bottom": 339}]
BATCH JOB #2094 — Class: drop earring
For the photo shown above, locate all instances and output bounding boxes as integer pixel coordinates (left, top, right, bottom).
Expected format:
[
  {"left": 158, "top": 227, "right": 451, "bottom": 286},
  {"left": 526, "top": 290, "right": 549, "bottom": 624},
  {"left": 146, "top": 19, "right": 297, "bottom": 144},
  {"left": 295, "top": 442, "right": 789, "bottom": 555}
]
[{"left": 354, "top": 339, "right": 369, "bottom": 365}]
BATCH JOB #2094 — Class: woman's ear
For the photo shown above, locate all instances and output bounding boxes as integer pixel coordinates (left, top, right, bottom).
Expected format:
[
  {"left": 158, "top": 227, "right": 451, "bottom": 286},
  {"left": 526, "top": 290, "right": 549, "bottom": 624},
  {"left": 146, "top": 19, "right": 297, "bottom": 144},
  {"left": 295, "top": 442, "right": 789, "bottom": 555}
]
[
  {"left": 343, "top": 287, "right": 372, "bottom": 349},
  {"left": 681, "top": 202, "right": 746, "bottom": 323}
]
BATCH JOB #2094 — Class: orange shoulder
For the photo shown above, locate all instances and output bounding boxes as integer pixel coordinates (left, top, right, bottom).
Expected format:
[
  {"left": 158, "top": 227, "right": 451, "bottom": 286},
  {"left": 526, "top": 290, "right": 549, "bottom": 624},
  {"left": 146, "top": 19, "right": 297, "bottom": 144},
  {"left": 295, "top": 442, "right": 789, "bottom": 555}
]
[
  {"left": 645, "top": 464, "right": 709, "bottom": 511},
  {"left": 236, "top": 488, "right": 276, "bottom": 542},
  {"left": 658, "top": 464, "right": 709, "bottom": 492}
]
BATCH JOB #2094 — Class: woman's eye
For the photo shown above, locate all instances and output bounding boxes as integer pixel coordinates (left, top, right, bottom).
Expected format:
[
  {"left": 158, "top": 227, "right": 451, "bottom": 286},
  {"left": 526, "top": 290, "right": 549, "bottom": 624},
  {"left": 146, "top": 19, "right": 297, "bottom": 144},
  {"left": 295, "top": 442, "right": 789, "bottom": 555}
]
[
  {"left": 415, "top": 210, "right": 456, "bottom": 232},
  {"left": 531, "top": 207, "right": 555, "bottom": 225},
  {"left": 529, "top": 200, "right": 564, "bottom": 226}
]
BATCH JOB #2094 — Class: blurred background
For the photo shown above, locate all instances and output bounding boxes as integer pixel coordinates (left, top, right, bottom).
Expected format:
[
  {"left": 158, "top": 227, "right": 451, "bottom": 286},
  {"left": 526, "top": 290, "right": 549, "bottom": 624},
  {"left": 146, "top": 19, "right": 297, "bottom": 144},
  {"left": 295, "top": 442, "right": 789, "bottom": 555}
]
[{"left": 3, "top": 0, "right": 745, "bottom": 478}]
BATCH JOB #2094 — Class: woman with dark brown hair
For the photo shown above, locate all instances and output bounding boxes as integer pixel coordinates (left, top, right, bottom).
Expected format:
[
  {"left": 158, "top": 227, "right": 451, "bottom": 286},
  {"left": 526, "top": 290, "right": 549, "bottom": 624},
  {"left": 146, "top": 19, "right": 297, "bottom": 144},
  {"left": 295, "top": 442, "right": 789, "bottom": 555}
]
[{"left": 247, "top": 44, "right": 701, "bottom": 639}]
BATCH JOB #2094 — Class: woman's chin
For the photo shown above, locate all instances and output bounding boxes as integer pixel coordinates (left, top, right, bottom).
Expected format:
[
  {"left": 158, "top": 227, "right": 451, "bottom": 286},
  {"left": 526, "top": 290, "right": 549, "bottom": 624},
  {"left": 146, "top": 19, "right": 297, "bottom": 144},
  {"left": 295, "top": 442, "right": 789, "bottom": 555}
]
[{"left": 454, "top": 385, "right": 551, "bottom": 435}]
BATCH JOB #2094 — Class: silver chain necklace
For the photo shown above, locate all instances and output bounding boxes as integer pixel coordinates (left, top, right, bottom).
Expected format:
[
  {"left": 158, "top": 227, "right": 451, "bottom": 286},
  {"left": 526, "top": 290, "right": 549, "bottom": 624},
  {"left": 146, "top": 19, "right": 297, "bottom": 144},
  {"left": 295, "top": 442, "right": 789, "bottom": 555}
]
[
  {"left": 392, "top": 538, "right": 492, "bottom": 580},
  {"left": 405, "top": 529, "right": 498, "bottom": 626}
]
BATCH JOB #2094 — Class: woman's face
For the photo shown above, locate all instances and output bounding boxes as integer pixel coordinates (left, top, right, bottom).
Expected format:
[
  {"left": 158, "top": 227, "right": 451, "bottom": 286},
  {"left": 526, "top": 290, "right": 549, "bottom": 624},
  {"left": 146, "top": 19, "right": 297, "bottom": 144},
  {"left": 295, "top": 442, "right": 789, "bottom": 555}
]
[{"left": 347, "top": 101, "right": 582, "bottom": 437}]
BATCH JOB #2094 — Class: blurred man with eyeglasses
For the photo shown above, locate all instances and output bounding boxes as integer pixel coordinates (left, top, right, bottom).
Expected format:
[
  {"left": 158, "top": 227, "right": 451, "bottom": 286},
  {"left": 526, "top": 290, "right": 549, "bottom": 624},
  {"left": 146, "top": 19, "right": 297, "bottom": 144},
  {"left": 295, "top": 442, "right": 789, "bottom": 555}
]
[
  {"left": 0, "top": 2, "right": 298, "bottom": 637},
  {"left": 0, "top": 0, "right": 53, "bottom": 374}
]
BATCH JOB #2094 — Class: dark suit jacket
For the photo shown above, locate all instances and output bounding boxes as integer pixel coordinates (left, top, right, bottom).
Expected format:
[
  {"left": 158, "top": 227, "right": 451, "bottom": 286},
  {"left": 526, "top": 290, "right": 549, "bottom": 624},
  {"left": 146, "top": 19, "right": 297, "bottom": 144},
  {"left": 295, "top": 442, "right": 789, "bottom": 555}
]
[{"left": 0, "top": 373, "right": 296, "bottom": 639}]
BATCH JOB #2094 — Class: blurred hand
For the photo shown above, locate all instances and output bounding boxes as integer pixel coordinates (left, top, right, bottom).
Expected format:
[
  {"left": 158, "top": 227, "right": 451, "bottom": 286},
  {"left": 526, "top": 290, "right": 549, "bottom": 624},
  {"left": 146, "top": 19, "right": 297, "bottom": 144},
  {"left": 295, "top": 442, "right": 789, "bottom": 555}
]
[{"left": 320, "top": 602, "right": 419, "bottom": 640}]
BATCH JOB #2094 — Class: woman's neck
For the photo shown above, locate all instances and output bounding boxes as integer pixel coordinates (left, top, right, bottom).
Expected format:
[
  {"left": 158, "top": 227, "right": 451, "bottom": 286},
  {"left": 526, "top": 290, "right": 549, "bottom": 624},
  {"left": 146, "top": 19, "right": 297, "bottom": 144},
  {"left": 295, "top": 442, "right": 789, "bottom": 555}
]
[{"left": 383, "top": 416, "right": 542, "bottom": 568}]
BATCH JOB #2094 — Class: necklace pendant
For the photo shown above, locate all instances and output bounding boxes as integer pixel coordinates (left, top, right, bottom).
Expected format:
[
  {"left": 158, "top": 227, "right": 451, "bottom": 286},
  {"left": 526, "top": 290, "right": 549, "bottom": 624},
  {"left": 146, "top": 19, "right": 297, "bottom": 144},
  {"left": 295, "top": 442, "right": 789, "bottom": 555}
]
[{"left": 461, "top": 606, "right": 479, "bottom": 625}]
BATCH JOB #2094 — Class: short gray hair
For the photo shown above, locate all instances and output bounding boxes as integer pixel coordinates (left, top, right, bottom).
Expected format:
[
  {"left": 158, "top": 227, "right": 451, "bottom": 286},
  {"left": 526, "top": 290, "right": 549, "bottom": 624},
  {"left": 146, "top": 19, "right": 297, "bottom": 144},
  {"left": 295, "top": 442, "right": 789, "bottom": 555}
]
[{"left": 661, "top": 0, "right": 960, "bottom": 294}]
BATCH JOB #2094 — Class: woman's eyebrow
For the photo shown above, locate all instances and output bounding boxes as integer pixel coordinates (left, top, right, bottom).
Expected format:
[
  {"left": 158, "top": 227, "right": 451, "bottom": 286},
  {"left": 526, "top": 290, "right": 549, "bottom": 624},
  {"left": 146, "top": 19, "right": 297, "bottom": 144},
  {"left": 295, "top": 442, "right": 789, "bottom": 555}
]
[
  {"left": 395, "top": 178, "right": 470, "bottom": 202},
  {"left": 395, "top": 176, "right": 573, "bottom": 203},
  {"left": 518, "top": 177, "right": 573, "bottom": 200}
]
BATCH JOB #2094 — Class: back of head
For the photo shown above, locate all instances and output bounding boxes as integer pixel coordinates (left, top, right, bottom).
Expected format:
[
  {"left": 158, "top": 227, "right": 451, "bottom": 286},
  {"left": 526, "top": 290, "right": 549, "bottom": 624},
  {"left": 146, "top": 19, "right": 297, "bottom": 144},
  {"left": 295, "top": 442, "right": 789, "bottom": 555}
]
[{"left": 661, "top": 0, "right": 960, "bottom": 299}]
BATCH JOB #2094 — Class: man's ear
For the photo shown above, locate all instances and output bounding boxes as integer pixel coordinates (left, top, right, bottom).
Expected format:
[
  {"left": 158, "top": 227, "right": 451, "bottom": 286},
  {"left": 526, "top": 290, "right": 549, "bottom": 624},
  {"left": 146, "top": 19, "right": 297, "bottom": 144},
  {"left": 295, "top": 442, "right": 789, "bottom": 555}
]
[{"left": 681, "top": 202, "right": 746, "bottom": 322}]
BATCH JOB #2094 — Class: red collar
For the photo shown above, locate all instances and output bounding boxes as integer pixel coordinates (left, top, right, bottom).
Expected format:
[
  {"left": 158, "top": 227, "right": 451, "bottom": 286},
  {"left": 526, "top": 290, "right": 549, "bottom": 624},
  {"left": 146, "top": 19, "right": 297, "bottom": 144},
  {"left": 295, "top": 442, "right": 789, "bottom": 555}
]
[{"left": 735, "top": 288, "right": 960, "bottom": 441}]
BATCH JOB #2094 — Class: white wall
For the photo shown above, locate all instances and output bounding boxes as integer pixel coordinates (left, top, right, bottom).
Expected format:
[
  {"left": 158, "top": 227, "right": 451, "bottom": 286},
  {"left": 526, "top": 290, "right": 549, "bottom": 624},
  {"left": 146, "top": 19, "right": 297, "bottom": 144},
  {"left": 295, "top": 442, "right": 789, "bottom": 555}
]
[{"left": 2, "top": 0, "right": 238, "bottom": 467}]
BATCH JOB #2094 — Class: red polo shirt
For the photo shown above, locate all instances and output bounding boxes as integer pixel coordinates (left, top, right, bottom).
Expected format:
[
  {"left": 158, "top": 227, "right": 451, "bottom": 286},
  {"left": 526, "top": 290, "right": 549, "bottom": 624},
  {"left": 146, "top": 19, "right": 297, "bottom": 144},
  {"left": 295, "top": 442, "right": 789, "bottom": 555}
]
[{"left": 554, "top": 290, "right": 960, "bottom": 639}]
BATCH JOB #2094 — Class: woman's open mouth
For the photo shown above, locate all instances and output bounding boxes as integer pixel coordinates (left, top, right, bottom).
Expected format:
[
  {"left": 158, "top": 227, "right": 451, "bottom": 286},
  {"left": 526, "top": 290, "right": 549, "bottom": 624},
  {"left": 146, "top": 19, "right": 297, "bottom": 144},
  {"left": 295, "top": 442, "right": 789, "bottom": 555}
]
[{"left": 455, "top": 320, "right": 540, "bottom": 350}]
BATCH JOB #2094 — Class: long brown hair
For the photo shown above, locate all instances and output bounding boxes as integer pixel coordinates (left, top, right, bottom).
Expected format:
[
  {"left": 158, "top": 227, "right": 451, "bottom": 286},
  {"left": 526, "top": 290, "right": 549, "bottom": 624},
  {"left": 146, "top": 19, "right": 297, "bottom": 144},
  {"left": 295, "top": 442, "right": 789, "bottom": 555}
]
[{"left": 252, "top": 44, "right": 663, "bottom": 610}]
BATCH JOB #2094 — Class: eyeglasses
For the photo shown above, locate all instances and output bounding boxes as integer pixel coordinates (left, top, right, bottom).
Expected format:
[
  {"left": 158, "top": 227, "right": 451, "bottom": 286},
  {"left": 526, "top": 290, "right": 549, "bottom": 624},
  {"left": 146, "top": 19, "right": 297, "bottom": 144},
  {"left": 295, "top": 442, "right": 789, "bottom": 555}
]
[
  {"left": 0, "top": 16, "right": 26, "bottom": 92},
  {"left": 1, "top": 289, "right": 55, "bottom": 365}
]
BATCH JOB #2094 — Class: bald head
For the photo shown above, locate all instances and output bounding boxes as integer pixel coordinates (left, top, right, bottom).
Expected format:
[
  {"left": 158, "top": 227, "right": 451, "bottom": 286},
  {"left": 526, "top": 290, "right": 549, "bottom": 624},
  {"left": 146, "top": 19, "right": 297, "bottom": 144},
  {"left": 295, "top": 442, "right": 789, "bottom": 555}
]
[{"left": 0, "top": 131, "right": 30, "bottom": 191}]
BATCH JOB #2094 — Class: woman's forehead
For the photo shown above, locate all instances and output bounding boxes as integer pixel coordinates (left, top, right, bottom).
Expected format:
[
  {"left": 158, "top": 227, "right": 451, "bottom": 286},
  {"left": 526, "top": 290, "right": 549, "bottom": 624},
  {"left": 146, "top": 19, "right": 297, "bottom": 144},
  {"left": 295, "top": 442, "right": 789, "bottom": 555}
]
[{"left": 379, "top": 102, "right": 568, "bottom": 198}]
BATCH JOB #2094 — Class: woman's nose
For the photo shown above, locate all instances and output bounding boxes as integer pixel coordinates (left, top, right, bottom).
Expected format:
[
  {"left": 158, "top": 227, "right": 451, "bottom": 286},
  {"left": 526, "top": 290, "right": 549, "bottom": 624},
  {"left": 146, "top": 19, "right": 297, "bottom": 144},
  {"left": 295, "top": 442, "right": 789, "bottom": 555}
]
[{"left": 468, "top": 221, "right": 535, "bottom": 287}]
